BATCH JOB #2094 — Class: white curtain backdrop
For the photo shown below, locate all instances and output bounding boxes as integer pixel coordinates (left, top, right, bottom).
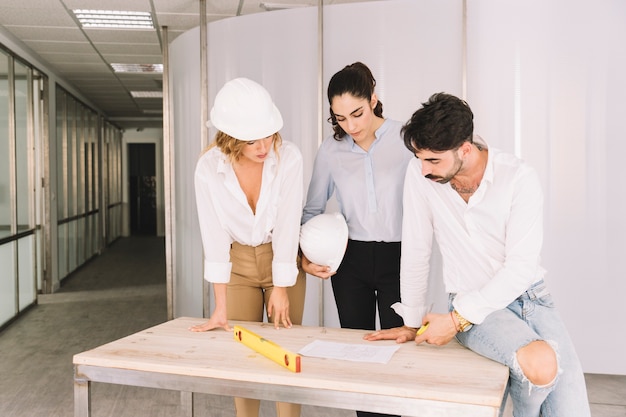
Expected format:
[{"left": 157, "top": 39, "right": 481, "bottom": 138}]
[
  {"left": 169, "top": 0, "right": 626, "bottom": 374},
  {"left": 466, "top": 0, "right": 626, "bottom": 375},
  {"left": 169, "top": 26, "right": 204, "bottom": 318}
]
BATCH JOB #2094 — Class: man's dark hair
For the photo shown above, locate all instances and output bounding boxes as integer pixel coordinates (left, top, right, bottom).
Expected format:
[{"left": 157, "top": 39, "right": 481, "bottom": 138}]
[{"left": 401, "top": 92, "right": 474, "bottom": 153}]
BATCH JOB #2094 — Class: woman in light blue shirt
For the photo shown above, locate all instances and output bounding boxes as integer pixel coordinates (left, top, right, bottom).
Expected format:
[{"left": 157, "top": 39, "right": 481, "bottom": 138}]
[{"left": 301, "top": 62, "right": 412, "bottom": 417}]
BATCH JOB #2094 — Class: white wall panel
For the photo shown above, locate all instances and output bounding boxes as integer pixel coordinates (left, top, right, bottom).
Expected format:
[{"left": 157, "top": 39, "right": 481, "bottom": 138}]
[
  {"left": 0, "top": 242, "right": 16, "bottom": 327},
  {"left": 170, "top": 0, "right": 463, "bottom": 328},
  {"left": 205, "top": 7, "right": 320, "bottom": 325},
  {"left": 170, "top": 0, "right": 625, "bottom": 375},
  {"left": 321, "top": 0, "right": 463, "bottom": 327},
  {"left": 323, "top": 0, "right": 464, "bottom": 124},
  {"left": 169, "top": 27, "right": 204, "bottom": 318},
  {"left": 18, "top": 235, "right": 35, "bottom": 310},
  {"left": 206, "top": 7, "right": 320, "bottom": 189},
  {"left": 467, "top": 0, "right": 626, "bottom": 374}
]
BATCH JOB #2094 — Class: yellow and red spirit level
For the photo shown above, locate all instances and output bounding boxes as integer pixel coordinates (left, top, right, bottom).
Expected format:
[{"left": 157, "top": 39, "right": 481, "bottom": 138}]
[{"left": 233, "top": 325, "right": 301, "bottom": 373}]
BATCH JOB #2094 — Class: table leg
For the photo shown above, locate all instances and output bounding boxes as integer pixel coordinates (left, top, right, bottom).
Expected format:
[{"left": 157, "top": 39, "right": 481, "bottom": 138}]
[
  {"left": 74, "top": 377, "right": 91, "bottom": 417},
  {"left": 181, "top": 391, "right": 194, "bottom": 417},
  {"left": 498, "top": 384, "right": 510, "bottom": 417}
]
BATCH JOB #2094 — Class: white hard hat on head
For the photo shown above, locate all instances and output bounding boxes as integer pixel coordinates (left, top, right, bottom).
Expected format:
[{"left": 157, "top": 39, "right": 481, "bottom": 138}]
[
  {"left": 210, "top": 77, "right": 283, "bottom": 141},
  {"left": 300, "top": 213, "right": 349, "bottom": 273}
]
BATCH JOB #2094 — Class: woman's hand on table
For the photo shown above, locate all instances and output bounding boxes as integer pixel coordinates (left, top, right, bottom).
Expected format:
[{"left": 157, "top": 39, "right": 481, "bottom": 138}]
[
  {"left": 267, "top": 286, "right": 292, "bottom": 329},
  {"left": 188, "top": 309, "right": 230, "bottom": 332}
]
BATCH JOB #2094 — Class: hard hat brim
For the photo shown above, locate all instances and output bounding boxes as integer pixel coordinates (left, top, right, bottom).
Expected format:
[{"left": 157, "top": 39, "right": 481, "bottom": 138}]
[
  {"left": 209, "top": 77, "right": 284, "bottom": 141},
  {"left": 210, "top": 102, "right": 282, "bottom": 141},
  {"left": 300, "top": 213, "right": 349, "bottom": 273}
]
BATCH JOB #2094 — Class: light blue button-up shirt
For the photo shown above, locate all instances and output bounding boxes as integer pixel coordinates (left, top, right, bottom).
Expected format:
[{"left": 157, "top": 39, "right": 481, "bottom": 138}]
[{"left": 302, "top": 119, "right": 412, "bottom": 242}]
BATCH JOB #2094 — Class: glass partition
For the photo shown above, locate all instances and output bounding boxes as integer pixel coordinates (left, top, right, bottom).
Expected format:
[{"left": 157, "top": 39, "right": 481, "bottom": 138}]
[
  {"left": 105, "top": 123, "right": 123, "bottom": 244},
  {"left": 0, "top": 51, "right": 9, "bottom": 240},
  {"left": 0, "top": 48, "right": 40, "bottom": 326},
  {"left": 55, "top": 86, "right": 120, "bottom": 281},
  {"left": 0, "top": 50, "right": 15, "bottom": 327},
  {"left": 1, "top": 43, "right": 120, "bottom": 326},
  {"left": 18, "top": 235, "right": 35, "bottom": 310},
  {"left": 66, "top": 97, "right": 77, "bottom": 273},
  {"left": 14, "top": 59, "right": 36, "bottom": 311},
  {"left": 14, "top": 60, "right": 30, "bottom": 232},
  {"left": 0, "top": 243, "right": 16, "bottom": 326},
  {"left": 56, "top": 90, "right": 68, "bottom": 279}
]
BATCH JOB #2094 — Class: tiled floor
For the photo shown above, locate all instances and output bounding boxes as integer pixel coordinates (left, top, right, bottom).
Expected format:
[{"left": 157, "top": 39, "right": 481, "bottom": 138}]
[{"left": 0, "top": 236, "right": 624, "bottom": 417}]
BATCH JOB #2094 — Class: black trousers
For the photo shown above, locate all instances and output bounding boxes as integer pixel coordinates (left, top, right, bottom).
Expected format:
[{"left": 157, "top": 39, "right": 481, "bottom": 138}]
[{"left": 331, "top": 239, "right": 403, "bottom": 417}]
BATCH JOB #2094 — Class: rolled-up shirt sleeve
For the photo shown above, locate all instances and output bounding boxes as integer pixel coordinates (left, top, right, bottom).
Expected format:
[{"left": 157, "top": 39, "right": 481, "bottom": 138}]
[
  {"left": 194, "top": 154, "right": 233, "bottom": 284},
  {"left": 392, "top": 160, "right": 433, "bottom": 328},
  {"left": 302, "top": 143, "right": 333, "bottom": 225},
  {"left": 270, "top": 143, "right": 304, "bottom": 287}
]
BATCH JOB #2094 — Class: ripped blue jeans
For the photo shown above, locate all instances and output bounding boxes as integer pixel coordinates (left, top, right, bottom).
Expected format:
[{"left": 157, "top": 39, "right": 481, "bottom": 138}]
[{"left": 453, "top": 280, "right": 591, "bottom": 417}]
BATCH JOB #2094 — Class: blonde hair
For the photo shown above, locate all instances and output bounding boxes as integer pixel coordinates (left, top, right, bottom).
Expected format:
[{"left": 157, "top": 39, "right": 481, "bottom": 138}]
[{"left": 202, "top": 131, "right": 282, "bottom": 162}]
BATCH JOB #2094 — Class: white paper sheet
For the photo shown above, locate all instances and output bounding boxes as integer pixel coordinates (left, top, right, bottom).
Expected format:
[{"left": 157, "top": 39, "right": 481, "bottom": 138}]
[{"left": 298, "top": 340, "right": 400, "bottom": 364}]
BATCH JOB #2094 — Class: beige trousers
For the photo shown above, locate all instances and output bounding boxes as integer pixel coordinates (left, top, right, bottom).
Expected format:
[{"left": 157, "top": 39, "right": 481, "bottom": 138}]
[{"left": 228, "top": 242, "right": 306, "bottom": 417}]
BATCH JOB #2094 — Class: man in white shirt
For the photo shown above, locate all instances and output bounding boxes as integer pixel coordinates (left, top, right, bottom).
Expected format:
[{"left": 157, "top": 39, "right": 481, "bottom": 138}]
[{"left": 365, "top": 93, "right": 590, "bottom": 417}]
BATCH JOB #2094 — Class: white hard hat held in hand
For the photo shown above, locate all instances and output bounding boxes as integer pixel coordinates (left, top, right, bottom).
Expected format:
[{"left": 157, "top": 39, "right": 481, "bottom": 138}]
[
  {"left": 300, "top": 213, "right": 349, "bottom": 273},
  {"left": 210, "top": 77, "right": 283, "bottom": 141}
]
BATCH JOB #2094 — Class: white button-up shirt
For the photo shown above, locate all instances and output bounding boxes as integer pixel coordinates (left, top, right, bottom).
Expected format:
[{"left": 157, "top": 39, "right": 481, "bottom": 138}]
[
  {"left": 194, "top": 140, "right": 303, "bottom": 287},
  {"left": 393, "top": 136, "right": 546, "bottom": 326}
]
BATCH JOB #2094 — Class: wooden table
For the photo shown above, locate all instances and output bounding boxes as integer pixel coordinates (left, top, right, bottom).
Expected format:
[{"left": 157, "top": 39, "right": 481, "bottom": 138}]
[{"left": 73, "top": 317, "right": 509, "bottom": 417}]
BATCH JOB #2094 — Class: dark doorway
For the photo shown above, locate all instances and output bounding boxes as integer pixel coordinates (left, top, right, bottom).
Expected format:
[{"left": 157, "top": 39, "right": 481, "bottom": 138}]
[{"left": 129, "top": 143, "right": 157, "bottom": 235}]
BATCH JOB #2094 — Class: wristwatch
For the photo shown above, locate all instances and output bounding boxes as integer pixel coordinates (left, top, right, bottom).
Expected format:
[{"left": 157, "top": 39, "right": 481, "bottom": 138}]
[{"left": 453, "top": 309, "right": 473, "bottom": 332}]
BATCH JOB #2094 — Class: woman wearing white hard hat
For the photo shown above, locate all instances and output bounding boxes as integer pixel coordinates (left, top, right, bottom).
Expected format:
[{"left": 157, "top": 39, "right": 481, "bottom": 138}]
[
  {"left": 191, "top": 77, "right": 305, "bottom": 417},
  {"left": 301, "top": 62, "right": 412, "bottom": 417}
]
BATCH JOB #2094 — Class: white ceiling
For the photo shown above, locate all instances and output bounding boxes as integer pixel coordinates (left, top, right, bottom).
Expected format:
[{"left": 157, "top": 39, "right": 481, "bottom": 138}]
[{"left": 0, "top": 0, "right": 374, "bottom": 130}]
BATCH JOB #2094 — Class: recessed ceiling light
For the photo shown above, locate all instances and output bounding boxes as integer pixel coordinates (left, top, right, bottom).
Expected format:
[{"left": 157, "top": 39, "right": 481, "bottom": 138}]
[
  {"left": 73, "top": 9, "right": 154, "bottom": 29},
  {"left": 130, "top": 91, "right": 163, "bottom": 98},
  {"left": 111, "top": 63, "right": 163, "bottom": 74}
]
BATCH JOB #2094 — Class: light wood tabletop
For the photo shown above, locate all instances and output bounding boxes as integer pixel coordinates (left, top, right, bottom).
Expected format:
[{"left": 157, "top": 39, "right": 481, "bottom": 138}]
[{"left": 73, "top": 317, "right": 509, "bottom": 417}]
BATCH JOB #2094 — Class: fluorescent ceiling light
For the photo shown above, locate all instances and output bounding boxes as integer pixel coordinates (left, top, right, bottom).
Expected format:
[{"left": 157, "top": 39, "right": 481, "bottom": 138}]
[
  {"left": 111, "top": 63, "right": 163, "bottom": 73},
  {"left": 73, "top": 9, "right": 154, "bottom": 29},
  {"left": 131, "top": 91, "right": 163, "bottom": 98}
]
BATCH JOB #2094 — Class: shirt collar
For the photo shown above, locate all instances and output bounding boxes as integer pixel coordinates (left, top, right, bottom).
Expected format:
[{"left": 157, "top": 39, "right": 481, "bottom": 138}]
[
  {"left": 348, "top": 118, "right": 390, "bottom": 152},
  {"left": 474, "top": 134, "right": 494, "bottom": 184}
]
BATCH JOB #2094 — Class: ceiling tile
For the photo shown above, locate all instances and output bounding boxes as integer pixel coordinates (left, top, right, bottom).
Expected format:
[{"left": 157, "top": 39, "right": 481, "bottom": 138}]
[
  {"left": 38, "top": 52, "right": 103, "bottom": 64},
  {"left": 53, "top": 62, "right": 112, "bottom": 72},
  {"left": 95, "top": 43, "right": 162, "bottom": 55},
  {"left": 0, "top": 0, "right": 67, "bottom": 7},
  {"left": 154, "top": 13, "right": 204, "bottom": 30},
  {"left": 62, "top": 0, "right": 153, "bottom": 13},
  {"left": 3, "top": 26, "right": 85, "bottom": 42},
  {"left": 102, "top": 55, "right": 162, "bottom": 65},
  {"left": 0, "top": 7, "right": 75, "bottom": 27},
  {"left": 84, "top": 29, "right": 160, "bottom": 44},
  {"left": 23, "top": 40, "right": 93, "bottom": 53}
]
